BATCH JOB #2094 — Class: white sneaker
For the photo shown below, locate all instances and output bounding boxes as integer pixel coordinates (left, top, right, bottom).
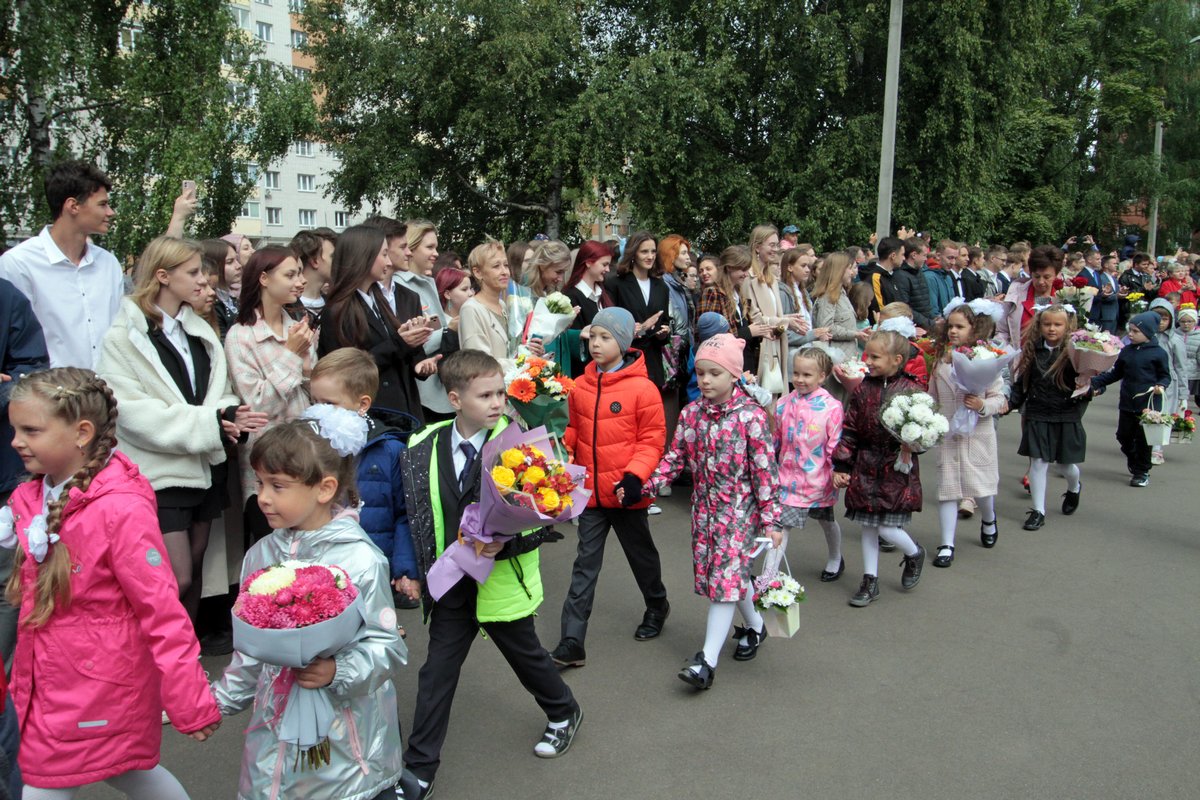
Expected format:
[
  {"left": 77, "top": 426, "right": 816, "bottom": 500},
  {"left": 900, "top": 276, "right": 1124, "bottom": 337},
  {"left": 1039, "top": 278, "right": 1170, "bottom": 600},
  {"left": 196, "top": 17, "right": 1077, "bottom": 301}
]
[
  {"left": 647, "top": 504, "right": 663, "bottom": 516},
  {"left": 658, "top": 484, "right": 672, "bottom": 497}
]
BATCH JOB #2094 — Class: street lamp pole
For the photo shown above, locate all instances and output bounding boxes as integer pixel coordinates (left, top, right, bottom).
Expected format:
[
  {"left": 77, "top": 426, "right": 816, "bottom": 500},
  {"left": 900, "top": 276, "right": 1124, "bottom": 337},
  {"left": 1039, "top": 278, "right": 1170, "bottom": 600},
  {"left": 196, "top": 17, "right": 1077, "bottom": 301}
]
[
  {"left": 874, "top": 0, "right": 903, "bottom": 244},
  {"left": 1147, "top": 120, "right": 1163, "bottom": 259}
]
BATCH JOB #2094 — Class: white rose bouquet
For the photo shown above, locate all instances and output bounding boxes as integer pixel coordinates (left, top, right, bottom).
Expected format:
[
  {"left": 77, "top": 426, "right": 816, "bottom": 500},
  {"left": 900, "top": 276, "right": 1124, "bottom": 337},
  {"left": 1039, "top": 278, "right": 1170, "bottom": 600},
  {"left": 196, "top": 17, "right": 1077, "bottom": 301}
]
[
  {"left": 879, "top": 391, "right": 948, "bottom": 474},
  {"left": 523, "top": 291, "right": 578, "bottom": 346}
]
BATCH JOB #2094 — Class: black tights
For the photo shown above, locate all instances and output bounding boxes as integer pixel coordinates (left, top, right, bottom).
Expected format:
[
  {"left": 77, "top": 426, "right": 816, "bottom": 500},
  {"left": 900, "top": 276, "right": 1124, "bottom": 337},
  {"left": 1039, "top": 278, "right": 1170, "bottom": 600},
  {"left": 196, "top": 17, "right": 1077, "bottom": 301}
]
[{"left": 162, "top": 521, "right": 212, "bottom": 622}]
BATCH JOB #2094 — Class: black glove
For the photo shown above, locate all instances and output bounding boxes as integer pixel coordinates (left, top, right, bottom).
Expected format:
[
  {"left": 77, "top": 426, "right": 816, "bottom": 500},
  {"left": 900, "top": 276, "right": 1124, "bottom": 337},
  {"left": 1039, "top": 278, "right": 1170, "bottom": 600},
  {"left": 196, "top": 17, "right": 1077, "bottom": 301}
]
[
  {"left": 616, "top": 473, "right": 644, "bottom": 507},
  {"left": 496, "top": 527, "right": 565, "bottom": 560}
]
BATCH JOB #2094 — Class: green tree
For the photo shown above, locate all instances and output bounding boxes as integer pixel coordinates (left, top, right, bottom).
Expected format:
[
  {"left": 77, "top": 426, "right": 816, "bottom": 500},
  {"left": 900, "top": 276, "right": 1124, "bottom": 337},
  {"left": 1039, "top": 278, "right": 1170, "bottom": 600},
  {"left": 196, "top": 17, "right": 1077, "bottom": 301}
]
[{"left": 0, "top": 0, "right": 316, "bottom": 257}]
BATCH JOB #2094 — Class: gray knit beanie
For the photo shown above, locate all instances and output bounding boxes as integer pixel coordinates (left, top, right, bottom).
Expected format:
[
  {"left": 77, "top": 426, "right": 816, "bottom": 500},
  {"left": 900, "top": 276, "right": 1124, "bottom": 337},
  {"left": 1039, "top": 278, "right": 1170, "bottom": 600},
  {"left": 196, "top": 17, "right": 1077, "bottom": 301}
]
[{"left": 592, "top": 307, "right": 636, "bottom": 353}]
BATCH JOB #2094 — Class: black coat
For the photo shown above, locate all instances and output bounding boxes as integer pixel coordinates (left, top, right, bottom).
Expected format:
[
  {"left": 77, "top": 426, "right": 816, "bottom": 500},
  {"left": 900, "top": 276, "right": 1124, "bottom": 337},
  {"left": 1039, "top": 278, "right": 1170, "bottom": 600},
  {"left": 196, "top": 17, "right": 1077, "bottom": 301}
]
[
  {"left": 318, "top": 289, "right": 426, "bottom": 423},
  {"left": 1091, "top": 340, "right": 1171, "bottom": 413},
  {"left": 0, "top": 279, "right": 48, "bottom": 494},
  {"left": 1010, "top": 346, "right": 1088, "bottom": 422},
  {"left": 946, "top": 269, "right": 985, "bottom": 302},
  {"left": 892, "top": 263, "right": 935, "bottom": 329},
  {"left": 832, "top": 372, "right": 924, "bottom": 515},
  {"left": 605, "top": 272, "right": 671, "bottom": 388}
]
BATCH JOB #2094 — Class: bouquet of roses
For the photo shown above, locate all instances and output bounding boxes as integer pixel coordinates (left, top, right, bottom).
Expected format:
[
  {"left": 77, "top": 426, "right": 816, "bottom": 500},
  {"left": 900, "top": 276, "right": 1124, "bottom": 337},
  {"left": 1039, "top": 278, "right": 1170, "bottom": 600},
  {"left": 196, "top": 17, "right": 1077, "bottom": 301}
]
[
  {"left": 880, "top": 391, "right": 949, "bottom": 473},
  {"left": 521, "top": 290, "right": 578, "bottom": 348},
  {"left": 231, "top": 561, "right": 365, "bottom": 769},
  {"left": 504, "top": 353, "right": 576, "bottom": 442},
  {"left": 1171, "top": 410, "right": 1195, "bottom": 444},
  {"left": 1067, "top": 324, "right": 1124, "bottom": 397},
  {"left": 425, "top": 425, "right": 590, "bottom": 601},
  {"left": 833, "top": 357, "right": 868, "bottom": 394},
  {"left": 947, "top": 340, "right": 1017, "bottom": 435},
  {"left": 1056, "top": 277, "right": 1099, "bottom": 314}
]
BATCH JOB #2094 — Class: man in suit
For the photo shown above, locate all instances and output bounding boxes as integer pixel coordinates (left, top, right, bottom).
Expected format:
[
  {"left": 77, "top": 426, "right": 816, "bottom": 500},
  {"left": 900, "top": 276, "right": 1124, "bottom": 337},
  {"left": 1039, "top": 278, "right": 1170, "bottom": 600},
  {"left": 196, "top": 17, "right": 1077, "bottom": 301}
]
[
  {"left": 399, "top": 350, "right": 580, "bottom": 800},
  {"left": 939, "top": 240, "right": 985, "bottom": 302},
  {"left": 1081, "top": 251, "right": 1120, "bottom": 333}
]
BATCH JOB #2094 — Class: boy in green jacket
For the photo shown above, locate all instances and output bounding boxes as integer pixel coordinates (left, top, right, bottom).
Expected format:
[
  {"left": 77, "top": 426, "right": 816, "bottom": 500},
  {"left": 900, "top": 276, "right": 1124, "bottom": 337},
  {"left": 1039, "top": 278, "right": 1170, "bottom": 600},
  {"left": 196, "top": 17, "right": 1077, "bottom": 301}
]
[{"left": 398, "top": 349, "right": 581, "bottom": 800}]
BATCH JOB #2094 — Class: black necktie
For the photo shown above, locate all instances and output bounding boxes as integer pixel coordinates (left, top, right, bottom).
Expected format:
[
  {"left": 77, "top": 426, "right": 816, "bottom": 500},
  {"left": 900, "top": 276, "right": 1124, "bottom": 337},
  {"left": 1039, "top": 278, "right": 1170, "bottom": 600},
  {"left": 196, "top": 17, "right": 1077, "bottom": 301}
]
[{"left": 458, "top": 441, "right": 478, "bottom": 490}]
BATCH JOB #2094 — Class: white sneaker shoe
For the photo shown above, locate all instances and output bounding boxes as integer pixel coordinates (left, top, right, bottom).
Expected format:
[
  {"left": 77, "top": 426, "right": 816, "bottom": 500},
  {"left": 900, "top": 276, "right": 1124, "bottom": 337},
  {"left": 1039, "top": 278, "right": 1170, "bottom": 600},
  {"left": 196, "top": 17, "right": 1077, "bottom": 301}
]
[
  {"left": 647, "top": 504, "right": 663, "bottom": 516},
  {"left": 658, "top": 484, "right": 672, "bottom": 497}
]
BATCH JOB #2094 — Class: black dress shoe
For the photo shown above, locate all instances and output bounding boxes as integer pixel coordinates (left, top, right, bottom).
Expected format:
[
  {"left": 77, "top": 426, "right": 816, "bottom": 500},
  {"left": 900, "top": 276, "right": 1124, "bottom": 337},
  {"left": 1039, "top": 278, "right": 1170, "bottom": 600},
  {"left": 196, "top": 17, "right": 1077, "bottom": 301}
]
[
  {"left": 1022, "top": 509, "right": 1045, "bottom": 530},
  {"left": 549, "top": 639, "right": 586, "bottom": 669},
  {"left": 980, "top": 519, "right": 998, "bottom": 548},
  {"left": 1061, "top": 486, "right": 1081, "bottom": 515},
  {"left": 677, "top": 652, "right": 715, "bottom": 689},
  {"left": 819, "top": 558, "right": 846, "bottom": 582},
  {"left": 931, "top": 545, "right": 955, "bottom": 568},
  {"left": 731, "top": 624, "right": 766, "bottom": 661},
  {"left": 634, "top": 602, "right": 670, "bottom": 640},
  {"left": 397, "top": 770, "right": 432, "bottom": 800}
]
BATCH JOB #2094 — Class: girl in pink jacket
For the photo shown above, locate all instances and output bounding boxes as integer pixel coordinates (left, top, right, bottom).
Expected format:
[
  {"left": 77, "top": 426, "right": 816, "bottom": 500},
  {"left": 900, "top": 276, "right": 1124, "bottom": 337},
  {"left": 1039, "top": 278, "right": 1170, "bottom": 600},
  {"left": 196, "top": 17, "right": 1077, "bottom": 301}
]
[
  {"left": 773, "top": 348, "right": 845, "bottom": 581},
  {"left": 1, "top": 368, "right": 219, "bottom": 799}
]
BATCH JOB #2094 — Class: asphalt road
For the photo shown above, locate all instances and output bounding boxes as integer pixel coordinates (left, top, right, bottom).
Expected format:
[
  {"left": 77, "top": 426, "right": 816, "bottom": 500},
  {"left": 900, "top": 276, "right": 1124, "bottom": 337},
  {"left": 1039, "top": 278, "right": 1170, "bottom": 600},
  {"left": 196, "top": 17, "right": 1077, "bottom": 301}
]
[{"left": 81, "top": 391, "right": 1199, "bottom": 799}]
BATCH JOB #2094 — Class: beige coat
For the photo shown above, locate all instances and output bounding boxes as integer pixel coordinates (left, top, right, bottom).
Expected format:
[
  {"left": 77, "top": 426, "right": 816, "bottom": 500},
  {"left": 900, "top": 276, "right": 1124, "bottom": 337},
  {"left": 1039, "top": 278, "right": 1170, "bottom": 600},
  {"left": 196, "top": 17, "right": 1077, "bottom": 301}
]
[
  {"left": 745, "top": 277, "right": 788, "bottom": 394},
  {"left": 928, "top": 360, "right": 1007, "bottom": 501},
  {"left": 459, "top": 297, "right": 511, "bottom": 361}
]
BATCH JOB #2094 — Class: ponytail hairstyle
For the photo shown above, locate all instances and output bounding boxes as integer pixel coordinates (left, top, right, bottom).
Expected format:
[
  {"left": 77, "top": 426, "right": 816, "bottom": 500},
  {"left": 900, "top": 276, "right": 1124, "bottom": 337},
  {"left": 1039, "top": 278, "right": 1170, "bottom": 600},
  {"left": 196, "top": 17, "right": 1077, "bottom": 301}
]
[
  {"left": 6, "top": 368, "right": 119, "bottom": 626},
  {"left": 249, "top": 421, "right": 361, "bottom": 512},
  {"left": 1015, "top": 305, "right": 1076, "bottom": 392}
]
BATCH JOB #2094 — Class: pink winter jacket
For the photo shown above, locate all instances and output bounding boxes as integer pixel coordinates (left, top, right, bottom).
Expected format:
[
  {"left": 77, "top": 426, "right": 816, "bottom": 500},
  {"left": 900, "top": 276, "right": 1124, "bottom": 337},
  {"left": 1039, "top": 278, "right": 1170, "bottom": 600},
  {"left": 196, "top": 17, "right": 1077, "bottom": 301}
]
[
  {"left": 774, "top": 386, "right": 844, "bottom": 509},
  {"left": 8, "top": 451, "right": 220, "bottom": 789}
]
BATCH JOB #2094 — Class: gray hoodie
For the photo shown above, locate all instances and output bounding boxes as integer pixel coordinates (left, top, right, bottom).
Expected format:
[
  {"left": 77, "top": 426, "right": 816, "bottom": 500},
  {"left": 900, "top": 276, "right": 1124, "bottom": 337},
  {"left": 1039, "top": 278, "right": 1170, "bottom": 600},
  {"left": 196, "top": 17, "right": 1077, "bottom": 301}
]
[{"left": 1149, "top": 298, "right": 1188, "bottom": 413}]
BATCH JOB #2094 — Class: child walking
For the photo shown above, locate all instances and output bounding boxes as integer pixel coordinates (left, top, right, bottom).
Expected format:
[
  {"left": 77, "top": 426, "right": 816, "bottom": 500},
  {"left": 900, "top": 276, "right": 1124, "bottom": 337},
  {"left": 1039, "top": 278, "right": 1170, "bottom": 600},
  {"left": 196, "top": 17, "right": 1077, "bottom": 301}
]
[
  {"left": 1178, "top": 307, "right": 1199, "bottom": 407},
  {"left": 551, "top": 307, "right": 669, "bottom": 669},
  {"left": 1090, "top": 312, "right": 1172, "bottom": 487},
  {"left": 211, "top": 412, "right": 407, "bottom": 800},
  {"left": 1008, "top": 305, "right": 1088, "bottom": 530},
  {"left": 3, "top": 368, "right": 219, "bottom": 799},
  {"left": 927, "top": 304, "right": 1007, "bottom": 565},
  {"left": 832, "top": 330, "right": 927, "bottom": 608},
  {"left": 1147, "top": 299, "right": 1188, "bottom": 464},
  {"left": 634, "top": 334, "right": 782, "bottom": 690},
  {"left": 773, "top": 347, "right": 845, "bottom": 581}
]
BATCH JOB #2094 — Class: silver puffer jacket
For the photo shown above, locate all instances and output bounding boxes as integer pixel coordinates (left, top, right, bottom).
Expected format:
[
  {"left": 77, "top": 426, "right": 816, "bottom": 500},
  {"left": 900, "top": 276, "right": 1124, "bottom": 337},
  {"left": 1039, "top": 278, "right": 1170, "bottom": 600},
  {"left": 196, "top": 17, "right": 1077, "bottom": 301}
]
[{"left": 212, "top": 513, "right": 408, "bottom": 800}]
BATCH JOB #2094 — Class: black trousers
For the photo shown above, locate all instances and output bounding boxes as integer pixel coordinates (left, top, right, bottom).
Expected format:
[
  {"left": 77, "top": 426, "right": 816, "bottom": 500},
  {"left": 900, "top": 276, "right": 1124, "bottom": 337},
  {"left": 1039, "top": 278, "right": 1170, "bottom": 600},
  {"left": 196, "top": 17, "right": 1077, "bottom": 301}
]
[
  {"left": 404, "top": 580, "right": 577, "bottom": 782},
  {"left": 559, "top": 506, "right": 668, "bottom": 645},
  {"left": 1116, "top": 410, "right": 1152, "bottom": 476}
]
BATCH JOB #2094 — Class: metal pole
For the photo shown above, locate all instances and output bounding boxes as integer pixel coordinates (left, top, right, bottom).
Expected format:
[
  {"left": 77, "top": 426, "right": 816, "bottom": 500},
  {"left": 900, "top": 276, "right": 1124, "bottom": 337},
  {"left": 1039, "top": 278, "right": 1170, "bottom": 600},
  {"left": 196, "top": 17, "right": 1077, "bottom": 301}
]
[
  {"left": 1147, "top": 120, "right": 1163, "bottom": 258},
  {"left": 874, "top": 0, "right": 904, "bottom": 244}
]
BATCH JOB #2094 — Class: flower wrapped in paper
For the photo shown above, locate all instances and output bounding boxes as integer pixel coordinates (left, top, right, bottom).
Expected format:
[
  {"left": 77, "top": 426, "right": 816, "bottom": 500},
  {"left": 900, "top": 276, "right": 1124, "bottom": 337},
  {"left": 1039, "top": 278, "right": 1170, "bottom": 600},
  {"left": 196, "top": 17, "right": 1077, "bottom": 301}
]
[
  {"left": 231, "top": 562, "right": 364, "bottom": 770},
  {"left": 522, "top": 291, "right": 578, "bottom": 346},
  {"left": 1056, "top": 277, "right": 1099, "bottom": 314},
  {"left": 503, "top": 353, "right": 576, "bottom": 442},
  {"left": 425, "top": 425, "right": 590, "bottom": 601},
  {"left": 947, "top": 340, "right": 1018, "bottom": 434},
  {"left": 833, "top": 357, "right": 868, "bottom": 394},
  {"left": 1067, "top": 325, "right": 1124, "bottom": 397},
  {"left": 879, "top": 391, "right": 949, "bottom": 473}
]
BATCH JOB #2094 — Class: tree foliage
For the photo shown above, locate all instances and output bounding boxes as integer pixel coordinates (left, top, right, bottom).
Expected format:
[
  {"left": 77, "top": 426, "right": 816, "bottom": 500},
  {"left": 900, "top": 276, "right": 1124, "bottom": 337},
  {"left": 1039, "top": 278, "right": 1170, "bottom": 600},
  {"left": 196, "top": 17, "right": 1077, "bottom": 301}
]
[{"left": 0, "top": 0, "right": 316, "bottom": 257}]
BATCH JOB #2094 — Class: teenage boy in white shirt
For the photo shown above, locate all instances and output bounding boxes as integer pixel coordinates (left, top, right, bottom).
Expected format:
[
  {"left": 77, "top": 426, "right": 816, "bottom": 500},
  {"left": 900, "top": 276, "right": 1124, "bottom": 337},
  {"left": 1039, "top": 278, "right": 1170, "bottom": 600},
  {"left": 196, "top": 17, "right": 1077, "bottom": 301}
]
[{"left": 0, "top": 160, "right": 124, "bottom": 369}]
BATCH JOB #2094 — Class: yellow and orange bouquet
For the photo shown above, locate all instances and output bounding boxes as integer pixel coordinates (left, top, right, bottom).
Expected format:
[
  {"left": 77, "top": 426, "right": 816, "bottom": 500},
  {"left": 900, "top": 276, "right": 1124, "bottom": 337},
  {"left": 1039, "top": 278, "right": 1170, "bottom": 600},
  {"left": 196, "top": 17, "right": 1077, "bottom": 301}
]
[
  {"left": 504, "top": 354, "right": 574, "bottom": 441},
  {"left": 491, "top": 442, "right": 580, "bottom": 515}
]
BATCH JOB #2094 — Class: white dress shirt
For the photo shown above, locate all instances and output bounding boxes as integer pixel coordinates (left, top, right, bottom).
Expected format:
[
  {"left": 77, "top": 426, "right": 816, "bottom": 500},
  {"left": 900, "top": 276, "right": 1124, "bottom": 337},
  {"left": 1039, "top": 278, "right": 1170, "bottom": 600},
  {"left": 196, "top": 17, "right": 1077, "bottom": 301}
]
[
  {"left": 449, "top": 423, "right": 489, "bottom": 482},
  {"left": 0, "top": 226, "right": 124, "bottom": 369},
  {"left": 357, "top": 288, "right": 382, "bottom": 320},
  {"left": 637, "top": 276, "right": 652, "bottom": 304},
  {"left": 155, "top": 305, "right": 196, "bottom": 392}
]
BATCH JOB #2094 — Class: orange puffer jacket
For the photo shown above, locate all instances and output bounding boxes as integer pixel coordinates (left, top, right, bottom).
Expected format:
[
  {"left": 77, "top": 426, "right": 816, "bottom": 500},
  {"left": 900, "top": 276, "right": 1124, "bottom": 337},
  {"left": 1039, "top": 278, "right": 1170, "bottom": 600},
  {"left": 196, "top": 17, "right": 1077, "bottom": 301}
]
[{"left": 565, "top": 351, "right": 666, "bottom": 509}]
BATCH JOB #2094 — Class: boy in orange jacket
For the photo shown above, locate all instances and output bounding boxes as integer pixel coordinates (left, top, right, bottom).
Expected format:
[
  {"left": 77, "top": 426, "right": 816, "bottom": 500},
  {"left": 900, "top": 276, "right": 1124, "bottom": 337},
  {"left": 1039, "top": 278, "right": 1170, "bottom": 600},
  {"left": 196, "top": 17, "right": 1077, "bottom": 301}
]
[{"left": 551, "top": 307, "right": 668, "bottom": 668}]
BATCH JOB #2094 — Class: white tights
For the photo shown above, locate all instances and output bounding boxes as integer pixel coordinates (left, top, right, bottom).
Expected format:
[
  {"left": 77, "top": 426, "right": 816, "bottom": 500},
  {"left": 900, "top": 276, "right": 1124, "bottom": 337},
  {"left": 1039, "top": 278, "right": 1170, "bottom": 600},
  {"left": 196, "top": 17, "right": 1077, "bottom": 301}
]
[
  {"left": 763, "top": 519, "right": 843, "bottom": 575},
  {"left": 938, "top": 496, "right": 996, "bottom": 549},
  {"left": 1028, "top": 458, "right": 1080, "bottom": 514},
  {"left": 697, "top": 580, "right": 763, "bottom": 668},
  {"left": 24, "top": 766, "right": 189, "bottom": 800},
  {"left": 860, "top": 524, "right": 918, "bottom": 576}
]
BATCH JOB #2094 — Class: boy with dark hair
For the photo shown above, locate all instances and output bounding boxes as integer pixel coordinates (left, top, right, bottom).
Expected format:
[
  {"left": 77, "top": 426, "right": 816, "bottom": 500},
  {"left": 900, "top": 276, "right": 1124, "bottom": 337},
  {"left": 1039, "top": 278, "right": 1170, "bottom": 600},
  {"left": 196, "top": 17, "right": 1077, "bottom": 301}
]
[
  {"left": 398, "top": 349, "right": 581, "bottom": 799},
  {"left": 0, "top": 160, "right": 122, "bottom": 369},
  {"left": 893, "top": 237, "right": 934, "bottom": 329},
  {"left": 290, "top": 227, "right": 338, "bottom": 316}
]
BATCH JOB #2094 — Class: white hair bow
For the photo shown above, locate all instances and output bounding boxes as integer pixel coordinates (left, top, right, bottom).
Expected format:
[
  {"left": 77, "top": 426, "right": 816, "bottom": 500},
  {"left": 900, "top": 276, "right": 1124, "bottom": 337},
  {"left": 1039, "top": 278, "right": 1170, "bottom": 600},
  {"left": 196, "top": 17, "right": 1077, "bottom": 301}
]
[
  {"left": 0, "top": 506, "right": 15, "bottom": 551},
  {"left": 942, "top": 296, "right": 968, "bottom": 318},
  {"left": 302, "top": 404, "right": 370, "bottom": 457},
  {"left": 967, "top": 298, "right": 1008, "bottom": 324},
  {"left": 878, "top": 317, "right": 917, "bottom": 339}
]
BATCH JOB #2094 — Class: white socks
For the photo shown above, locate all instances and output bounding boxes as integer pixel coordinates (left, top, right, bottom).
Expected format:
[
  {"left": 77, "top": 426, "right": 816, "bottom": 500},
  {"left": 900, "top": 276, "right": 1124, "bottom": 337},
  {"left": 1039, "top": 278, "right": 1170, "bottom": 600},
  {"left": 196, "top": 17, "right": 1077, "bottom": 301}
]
[
  {"left": 695, "top": 581, "right": 764, "bottom": 670},
  {"left": 861, "top": 524, "right": 918, "bottom": 576},
  {"left": 762, "top": 528, "right": 790, "bottom": 574},
  {"left": 938, "top": 500, "right": 960, "bottom": 549},
  {"left": 819, "top": 518, "right": 843, "bottom": 573},
  {"left": 1030, "top": 458, "right": 1080, "bottom": 513},
  {"left": 25, "top": 767, "right": 190, "bottom": 800}
]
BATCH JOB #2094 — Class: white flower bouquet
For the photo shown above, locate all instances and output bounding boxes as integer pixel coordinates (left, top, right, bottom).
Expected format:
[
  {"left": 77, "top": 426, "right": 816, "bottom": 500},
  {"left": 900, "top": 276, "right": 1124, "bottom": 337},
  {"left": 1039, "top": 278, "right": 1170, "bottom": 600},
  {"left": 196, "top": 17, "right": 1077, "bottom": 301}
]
[
  {"left": 833, "top": 357, "right": 869, "bottom": 394},
  {"left": 522, "top": 291, "right": 578, "bottom": 346},
  {"left": 752, "top": 567, "right": 806, "bottom": 638},
  {"left": 880, "top": 391, "right": 948, "bottom": 473},
  {"left": 948, "top": 340, "right": 1017, "bottom": 435}
]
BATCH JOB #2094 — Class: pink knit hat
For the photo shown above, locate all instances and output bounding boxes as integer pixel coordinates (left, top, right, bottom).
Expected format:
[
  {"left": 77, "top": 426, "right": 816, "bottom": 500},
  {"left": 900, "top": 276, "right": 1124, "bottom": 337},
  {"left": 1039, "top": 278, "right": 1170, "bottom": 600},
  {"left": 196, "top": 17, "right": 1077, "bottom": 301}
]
[{"left": 694, "top": 333, "right": 745, "bottom": 377}]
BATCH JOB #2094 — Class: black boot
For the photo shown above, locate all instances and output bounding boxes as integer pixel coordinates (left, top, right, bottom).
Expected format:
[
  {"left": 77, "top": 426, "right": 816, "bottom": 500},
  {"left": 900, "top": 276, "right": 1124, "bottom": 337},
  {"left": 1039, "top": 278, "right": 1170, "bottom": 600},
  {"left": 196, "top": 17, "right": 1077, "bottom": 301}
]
[
  {"left": 1022, "top": 509, "right": 1045, "bottom": 530},
  {"left": 900, "top": 545, "right": 926, "bottom": 589},
  {"left": 848, "top": 574, "right": 880, "bottom": 607}
]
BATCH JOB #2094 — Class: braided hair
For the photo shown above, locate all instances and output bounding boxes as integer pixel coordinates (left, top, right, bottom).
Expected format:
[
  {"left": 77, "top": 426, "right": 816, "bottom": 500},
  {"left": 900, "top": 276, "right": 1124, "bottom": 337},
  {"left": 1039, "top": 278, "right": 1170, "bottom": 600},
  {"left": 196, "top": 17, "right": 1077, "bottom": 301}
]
[{"left": 5, "top": 368, "right": 119, "bottom": 626}]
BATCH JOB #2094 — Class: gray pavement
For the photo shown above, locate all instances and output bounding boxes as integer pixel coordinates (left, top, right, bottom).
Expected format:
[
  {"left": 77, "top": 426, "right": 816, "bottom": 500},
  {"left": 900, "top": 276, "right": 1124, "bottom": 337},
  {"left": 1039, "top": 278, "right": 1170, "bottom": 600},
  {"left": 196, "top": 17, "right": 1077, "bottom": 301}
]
[{"left": 82, "top": 391, "right": 1199, "bottom": 799}]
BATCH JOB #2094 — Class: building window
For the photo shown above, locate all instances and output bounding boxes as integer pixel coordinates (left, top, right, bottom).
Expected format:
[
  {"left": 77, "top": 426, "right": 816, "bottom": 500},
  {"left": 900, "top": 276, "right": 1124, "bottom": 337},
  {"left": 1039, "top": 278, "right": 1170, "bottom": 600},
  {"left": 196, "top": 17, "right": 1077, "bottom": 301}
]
[
  {"left": 256, "top": 0, "right": 271, "bottom": 5},
  {"left": 292, "top": 66, "right": 311, "bottom": 80},
  {"left": 231, "top": 7, "right": 251, "bottom": 30},
  {"left": 266, "top": 207, "right": 282, "bottom": 225},
  {"left": 334, "top": 211, "right": 350, "bottom": 229},
  {"left": 293, "top": 140, "right": 314, "bottom": 157},
  {"left": 291, "top": 29, "right": 307, "bottom": 48},
  {"left": 264, "top": 170, "right": 280, "bottom": 189},
  {"left": 119, "top": 26, "right": 143, "bottom": 51},
  {"left": 244, "top": 163, "right": 260, "bottom": 184},
  {"left": 255, "top": 22, "right": 273, "bottom": 42},
  {"left": 297, "top": 174, "right": 315, "bottom": 192},
  {"left": 288, "top": 0, "right": 307, "bottom": 11},
  {"left": 298, "top": 209, "right": 316, "bottom": 227},
  {"left": 240, "top": 202, "right": 260, "bottom": 219}
]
